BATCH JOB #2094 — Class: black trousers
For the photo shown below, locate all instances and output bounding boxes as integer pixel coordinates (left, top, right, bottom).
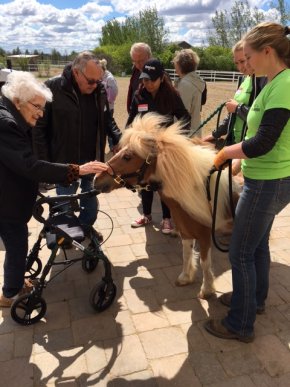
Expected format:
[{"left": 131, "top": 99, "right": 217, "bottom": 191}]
[
  {"left": 141, "top": 190, "right": 171, "bottom": 219},
  {"left": 0, "top": 221, "right": 28, "bottom": 297}
]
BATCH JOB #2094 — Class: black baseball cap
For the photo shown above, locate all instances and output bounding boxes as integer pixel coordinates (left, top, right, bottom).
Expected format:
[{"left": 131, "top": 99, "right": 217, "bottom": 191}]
[{"left": 139, "top": 59, "right": 164, "bottom": 81}]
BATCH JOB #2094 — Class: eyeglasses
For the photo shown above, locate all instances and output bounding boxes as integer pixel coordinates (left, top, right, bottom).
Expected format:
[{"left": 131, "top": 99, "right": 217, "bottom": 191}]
[
  {"left": 28, "top": 101, "right": 45, "bottom": 112},
  {"left": 80, "top": 70, "right": 100, "bottom": 86}
]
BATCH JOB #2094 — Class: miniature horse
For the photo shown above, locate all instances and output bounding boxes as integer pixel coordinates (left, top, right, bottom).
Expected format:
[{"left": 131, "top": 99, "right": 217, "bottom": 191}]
[{"left": 94, "top": 113, "right": 238, "bottom": 298}]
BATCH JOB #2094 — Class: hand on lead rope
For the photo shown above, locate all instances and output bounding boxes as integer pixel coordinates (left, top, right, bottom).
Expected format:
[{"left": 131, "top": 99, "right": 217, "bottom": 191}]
[{"left": 213, "top": 148, "right": 230, "bottom": 171}]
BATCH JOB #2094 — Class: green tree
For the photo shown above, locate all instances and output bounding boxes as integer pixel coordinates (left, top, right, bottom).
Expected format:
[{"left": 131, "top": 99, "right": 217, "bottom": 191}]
[
  {"left": 100, "top": 7, "right": 168, "bottom": 54},
  {"left": 271, "top": 0, "right": 290, "bottom": 24},
  {"left": 209, "top": 0, "right": 264, "bottom": 48}
]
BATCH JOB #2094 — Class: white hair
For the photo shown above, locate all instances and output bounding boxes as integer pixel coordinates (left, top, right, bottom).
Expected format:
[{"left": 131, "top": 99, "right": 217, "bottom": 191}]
[
  {"left": 130, "top": 42, "right": 152, "bottom": 57},
  {"left": 2, "top": 71, "right": 53, "bottom": 103}
]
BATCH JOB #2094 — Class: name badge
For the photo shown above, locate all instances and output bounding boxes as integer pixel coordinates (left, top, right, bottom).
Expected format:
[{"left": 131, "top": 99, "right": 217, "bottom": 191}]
[{"left": 138, "top": 104, "right": 149, "bottom": 112}]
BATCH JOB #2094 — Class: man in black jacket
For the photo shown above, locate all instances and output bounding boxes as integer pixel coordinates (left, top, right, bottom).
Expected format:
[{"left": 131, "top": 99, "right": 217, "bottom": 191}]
[
  {"left": 33, "top": 51, "right": 121, "bottom": 227},
  {"left": 127, "top": 42, "right": 152, "bottom": 113}
]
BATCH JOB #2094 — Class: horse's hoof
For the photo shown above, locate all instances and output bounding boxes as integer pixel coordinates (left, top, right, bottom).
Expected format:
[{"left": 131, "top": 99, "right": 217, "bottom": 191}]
[
  {"left": 198, "top": 291, "right": 215, "bottom": 300},
  {"left": 175, "top": 278, "right": 193, "bottom": 287}
]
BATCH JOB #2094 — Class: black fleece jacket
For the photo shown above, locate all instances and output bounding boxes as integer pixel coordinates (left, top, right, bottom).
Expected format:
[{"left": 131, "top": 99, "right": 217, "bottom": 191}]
[
  {"left": 33, "top": 64, "right": 121, "bottom": 164},
  {"left": 0, "top": 97, "right": 69, "bottom": 223}
]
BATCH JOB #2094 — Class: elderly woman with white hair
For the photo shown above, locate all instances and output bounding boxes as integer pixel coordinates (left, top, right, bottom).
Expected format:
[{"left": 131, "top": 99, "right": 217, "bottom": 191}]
[{"left": 0, "top": 71, "right": 108, "bottom": 307}]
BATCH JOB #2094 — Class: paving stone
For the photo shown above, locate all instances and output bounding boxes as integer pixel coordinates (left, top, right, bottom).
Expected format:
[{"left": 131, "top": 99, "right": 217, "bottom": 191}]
[
  {"left": 217, "top": 347, "right": 263, "bottom": 377},
  {"left": 204, "top": 375, "right": 256, "bottom": 387},
  {"left": 115, "top": 310, "right": 136, "bottom": 336},
  {"left": 162, "top": 299, "right": 207, "bottom": 325},
  {"left": 151, "top": 353, "right": 201, "bottom": 387},
  {"left": 108, "top": 371, "right": 157, "bottom": 387},
  {"left": 33, "top": 301, "right": 71, "bottom": 333},
  {"left": 181, "top": 323, "right": 211, "bottom": 351},
  {"left": 83, "top": 342, "right": 107, "bottom": 374},
  {"left": 139, "top": 326, "right": 188, "bottom": 359},
  {"left": 0, "top": 332, "right": 13, "bottom": 361},
  {"left": 104, "top": 334, "right": 148, "bottom": 376},
  {"left": 72, "top": 315, "right": 118, "bottom": 346},
  {"left": 0, "top": 357, "right": 34, "bottom": 387},
  {"left": 106, "top": 245, "right": 136, "bottom": 262},
  {"left": 124, "top": 288, "right": 160, "bottom": 314},
  {"left": 14, "top": 329, "right": 34, "bottom": 357},
  {"left": 253, "top": 335, "right": 290, "bottom": 377},
  {"left": 188, "top": 350, "right": 227, "bottom": 385},
  {"left": 132, "top": 311, "right": 170, "bottom": 332},
  {"left": 33, "top": 327, "right": 74, "bottom": 354},
  {"left": 33, "top": 347, "right": 87, "bottom": 385}
]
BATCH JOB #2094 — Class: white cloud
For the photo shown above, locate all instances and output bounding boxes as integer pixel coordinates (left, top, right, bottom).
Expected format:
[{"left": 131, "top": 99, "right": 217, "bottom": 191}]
[{"left": 0, "top": 0, "right": 286, "bottom": 53}]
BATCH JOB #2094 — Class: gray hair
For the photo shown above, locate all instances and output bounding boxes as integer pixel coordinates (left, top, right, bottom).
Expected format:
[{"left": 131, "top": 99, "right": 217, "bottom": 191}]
[
  {"left": 173, "top": 49, "right": 200, "bottom": 73},
  {"left": 2, "top": 71, "right": 52, "bottom": 103},
  {"left": 72, "top": 51, "right": 100, "bottom": 72},
  {"left": 130, "top": 42, "right": 152, "bottom": 58}
]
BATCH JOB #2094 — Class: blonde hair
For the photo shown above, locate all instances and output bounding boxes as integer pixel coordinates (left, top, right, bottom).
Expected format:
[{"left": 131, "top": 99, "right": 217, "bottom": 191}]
[
  {"left": 232, "top": 40, "right": 243, "bottom": 54},
  {"left": 243, "top": 22, "right": 290, "bottom": 67},
  {"left": 100, "top": 58, "right": 107, "bottom": 71},
  {"left": 2, "top": 71, "right": 52, "bottom": 103}
]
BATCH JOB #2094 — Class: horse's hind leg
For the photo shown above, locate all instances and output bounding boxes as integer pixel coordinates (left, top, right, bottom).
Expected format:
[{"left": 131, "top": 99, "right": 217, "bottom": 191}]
[
  {"left": 175, "top": 239, "right": 197, "bottom": 286},
  {"left": 198, "top": 241, "right": 215, "bottom": 299}
]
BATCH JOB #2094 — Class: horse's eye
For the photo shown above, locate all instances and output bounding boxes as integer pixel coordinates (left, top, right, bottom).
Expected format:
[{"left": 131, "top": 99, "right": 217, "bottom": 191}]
[{"left": 123, "top": 154, "right": 131, "bottom": 161}]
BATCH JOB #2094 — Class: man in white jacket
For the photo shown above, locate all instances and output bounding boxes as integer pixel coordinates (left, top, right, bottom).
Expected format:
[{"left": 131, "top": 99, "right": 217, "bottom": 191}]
[{"left": 173, "top": 49, "right": 206, "bottom": 137}]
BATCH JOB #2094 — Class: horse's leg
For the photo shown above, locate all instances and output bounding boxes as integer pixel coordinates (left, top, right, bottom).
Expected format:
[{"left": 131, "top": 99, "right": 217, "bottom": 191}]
[
  {"left": 198, "top": 236, "right": 215, "bottom": 299},
  {"left": 175, "top": 239, "right": 197, "bottom": 286}
]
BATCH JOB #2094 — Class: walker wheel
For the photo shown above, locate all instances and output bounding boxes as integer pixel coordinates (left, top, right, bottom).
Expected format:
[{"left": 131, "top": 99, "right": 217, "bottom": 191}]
[
  {"left": 89, "top": 281, "right": 116, "bottom": 312},
  {"left": 11, "top": 293, "right": 47, "bottom": 325},
  {"left": 25, "top": 257, "right": 42, "bottom": 279}
]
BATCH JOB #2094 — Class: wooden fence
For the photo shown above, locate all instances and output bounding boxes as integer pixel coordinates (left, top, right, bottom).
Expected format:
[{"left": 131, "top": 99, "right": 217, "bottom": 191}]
[{"left": 166, "top": 68, "right": 241, "bottom": 83}]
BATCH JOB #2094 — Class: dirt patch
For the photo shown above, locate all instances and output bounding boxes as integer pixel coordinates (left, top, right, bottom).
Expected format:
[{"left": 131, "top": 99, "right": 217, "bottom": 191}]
[{"left": 113, "top": 77, "right": 237, "bottom": 136}]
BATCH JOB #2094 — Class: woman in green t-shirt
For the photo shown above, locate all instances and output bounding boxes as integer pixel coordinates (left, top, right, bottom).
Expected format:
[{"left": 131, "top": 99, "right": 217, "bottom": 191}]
[{"left": 204, "top": 22, "right": 290, "bottom": 343}]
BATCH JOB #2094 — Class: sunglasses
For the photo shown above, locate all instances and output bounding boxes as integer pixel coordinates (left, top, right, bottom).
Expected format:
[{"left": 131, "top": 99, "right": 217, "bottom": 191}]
[
  {"left": 28, "top": 101, "right": 45, "bottom": 112},
  {"left": 80, "top": 70, "right": 101, "bottom": 86}
]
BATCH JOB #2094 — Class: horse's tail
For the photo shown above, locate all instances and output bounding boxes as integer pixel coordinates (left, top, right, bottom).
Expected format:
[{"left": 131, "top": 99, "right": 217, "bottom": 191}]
[{"left": 209, "top": 170, "right": 241, "bottom": 232}]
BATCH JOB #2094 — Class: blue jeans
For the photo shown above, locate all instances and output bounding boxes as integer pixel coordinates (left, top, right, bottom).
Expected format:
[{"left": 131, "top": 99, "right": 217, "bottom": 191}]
[
  {"left": 224, "top": 176, "right": 290, "bottom": 338},
  {"left": 0, "top": 222, "right": 28, "bottom": 297},
  {"left": 56, "top": 175, "right": 98, "bottom": 226}
]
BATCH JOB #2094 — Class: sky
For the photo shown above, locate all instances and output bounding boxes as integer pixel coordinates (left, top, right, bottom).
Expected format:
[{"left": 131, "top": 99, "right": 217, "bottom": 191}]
[{"left": 0, "top": 0, "right": 285, "bottom": 54}]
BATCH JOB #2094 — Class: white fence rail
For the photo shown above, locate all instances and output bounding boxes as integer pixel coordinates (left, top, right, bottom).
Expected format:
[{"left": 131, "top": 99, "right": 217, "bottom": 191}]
[{"left": 166, "top": 68, "right": 241, "bottom": 83}]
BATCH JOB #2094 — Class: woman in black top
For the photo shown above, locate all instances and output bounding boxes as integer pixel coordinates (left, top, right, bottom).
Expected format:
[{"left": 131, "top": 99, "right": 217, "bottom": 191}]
[
  {"left": 0, "top": 71, "right": 108, "bottom": 307},
  {"left": 127, "top": 59, "right": 191, "bottom": 234}
]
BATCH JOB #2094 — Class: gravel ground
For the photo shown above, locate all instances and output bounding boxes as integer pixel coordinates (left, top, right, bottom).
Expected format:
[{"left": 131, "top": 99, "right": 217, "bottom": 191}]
[{"left": 113, "top": 77, "right": 237, "bottom": 136}]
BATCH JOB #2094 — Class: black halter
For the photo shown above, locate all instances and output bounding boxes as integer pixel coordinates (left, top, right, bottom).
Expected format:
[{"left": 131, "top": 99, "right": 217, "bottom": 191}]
[{"left": 106, "top": 155, "right": 161, "bottom": 192}]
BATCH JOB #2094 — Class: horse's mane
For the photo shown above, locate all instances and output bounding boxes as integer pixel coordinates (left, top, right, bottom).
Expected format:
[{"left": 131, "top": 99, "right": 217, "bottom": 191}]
[{"left": 122, "top": 113, "right": 233, "bottom": 228}]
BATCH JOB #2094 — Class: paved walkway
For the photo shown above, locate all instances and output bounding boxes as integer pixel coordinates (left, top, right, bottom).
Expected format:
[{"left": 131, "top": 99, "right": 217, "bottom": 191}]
[{"left": 1, "top": 187, "right": 290, "bottom": 387}]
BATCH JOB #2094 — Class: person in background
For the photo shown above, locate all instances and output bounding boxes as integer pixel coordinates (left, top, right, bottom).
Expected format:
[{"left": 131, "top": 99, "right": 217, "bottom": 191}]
[
  {"left": 127, "top": 59, "right": 191, "bottom": 234},
  {"left": 172, "top": 48, "right": 206, "bottom": 137},
  {"left": 100, "top": 58, "right": 119, "bottom": 151},
  {"left": 0, "top": 71, "right": 108, "bottom": 307},
  {"left": 100, "top": 58, "right": 118, "bottom": 116},
  {"left": 33, "top": 51, "right": 121, "bottom": 230},
  {"left": 203, "top": 41, "right": 267, "bottom": 145},
  {"left": 204, "top": 22, "right": 290, "bottom": 343},
  {"left": 127, "top": 42, "right": 152, "bottom": 113}
]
